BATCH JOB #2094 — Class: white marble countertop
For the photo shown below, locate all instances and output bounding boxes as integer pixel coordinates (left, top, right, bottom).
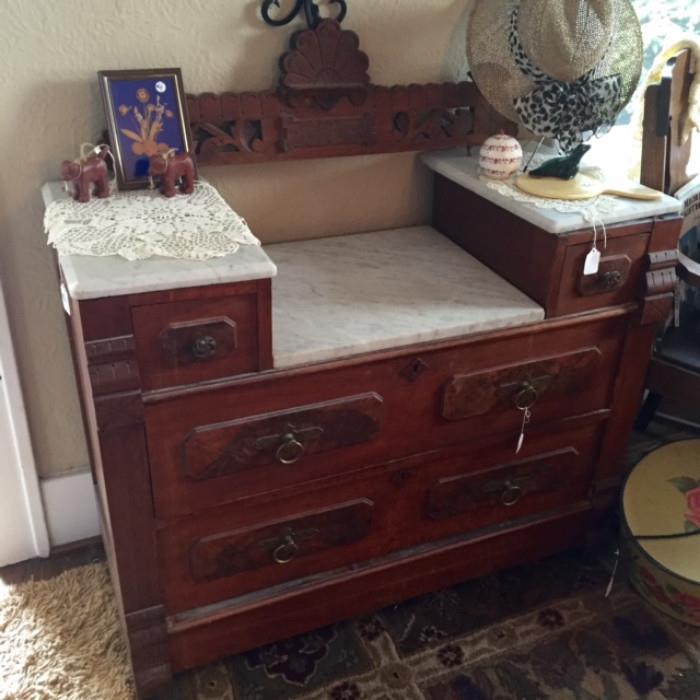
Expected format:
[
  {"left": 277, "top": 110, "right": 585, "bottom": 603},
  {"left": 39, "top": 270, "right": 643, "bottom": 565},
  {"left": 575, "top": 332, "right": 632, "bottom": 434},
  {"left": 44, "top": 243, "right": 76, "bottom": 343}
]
[
  {"left": 269, "top": 226, "right": 545, "bottom": 369},
  {"left": 421, "top": 150, "right": 682, "bottom": 234},
  {"left": 42, "top": 182, "right": 277, "bottom": 300}
]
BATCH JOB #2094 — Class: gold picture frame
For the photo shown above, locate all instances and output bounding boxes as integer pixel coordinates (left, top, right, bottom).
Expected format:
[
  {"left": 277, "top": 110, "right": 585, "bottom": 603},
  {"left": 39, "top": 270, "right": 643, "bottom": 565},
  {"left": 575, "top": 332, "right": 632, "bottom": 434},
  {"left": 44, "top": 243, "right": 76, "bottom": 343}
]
[{"left": 98, "top": 68, "right": 193, "bottom": 190}]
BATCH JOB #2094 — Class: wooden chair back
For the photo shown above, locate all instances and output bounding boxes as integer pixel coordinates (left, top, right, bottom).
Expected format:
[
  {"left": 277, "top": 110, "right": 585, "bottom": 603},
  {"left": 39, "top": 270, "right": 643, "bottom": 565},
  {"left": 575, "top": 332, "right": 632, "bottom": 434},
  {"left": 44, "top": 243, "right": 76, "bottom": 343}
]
[{"left": 641, "top": 49, "right": 696, "bottom": 196}]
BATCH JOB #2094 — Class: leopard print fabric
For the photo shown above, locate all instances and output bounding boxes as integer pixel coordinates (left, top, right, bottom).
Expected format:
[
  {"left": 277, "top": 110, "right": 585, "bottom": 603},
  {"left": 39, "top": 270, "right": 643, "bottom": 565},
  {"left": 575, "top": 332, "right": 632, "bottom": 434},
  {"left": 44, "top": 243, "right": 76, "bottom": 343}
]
[{"left": 508, "top": 7, "right": 623, "bottom": 153}]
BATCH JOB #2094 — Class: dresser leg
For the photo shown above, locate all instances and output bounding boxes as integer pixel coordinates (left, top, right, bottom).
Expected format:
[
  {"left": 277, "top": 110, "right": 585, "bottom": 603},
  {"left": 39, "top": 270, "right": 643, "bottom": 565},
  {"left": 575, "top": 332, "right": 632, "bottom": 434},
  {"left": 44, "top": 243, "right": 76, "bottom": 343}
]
[
  {"left": 126, "top": 605, "right": 173, "bottom": 699},
  {"left": 635, "top": 391, "right": 662, "bottom": 432}
]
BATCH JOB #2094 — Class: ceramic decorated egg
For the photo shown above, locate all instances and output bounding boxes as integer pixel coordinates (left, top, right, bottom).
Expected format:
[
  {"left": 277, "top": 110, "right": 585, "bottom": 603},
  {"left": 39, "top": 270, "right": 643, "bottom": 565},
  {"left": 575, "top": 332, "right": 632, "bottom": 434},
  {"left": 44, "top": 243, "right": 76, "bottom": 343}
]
[{"left": 479, "top": 133, "right": 523, "bottom": 180}]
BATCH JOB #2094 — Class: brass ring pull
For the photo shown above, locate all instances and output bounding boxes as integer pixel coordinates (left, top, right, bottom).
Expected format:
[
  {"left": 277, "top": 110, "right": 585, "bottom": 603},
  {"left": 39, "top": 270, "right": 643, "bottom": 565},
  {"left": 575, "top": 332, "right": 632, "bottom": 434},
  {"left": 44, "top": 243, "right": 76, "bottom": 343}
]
[
  {"left": 276, "top": 434, "right": 305, "bottom": 464},
  {"left": 601, "top": 270, "right": 622, "bottom": 290},
  {"left": 501, "top": 481, "right": 523, "bottom": 507},
  {"left": 191, "top": 335, "right": 217, "bottom": 360},
  {"left": 514, "top": 383, "right": 538, "bottom": 410},
  {"left": 272, "top": 536, "right": 299, "bottom": 564}
]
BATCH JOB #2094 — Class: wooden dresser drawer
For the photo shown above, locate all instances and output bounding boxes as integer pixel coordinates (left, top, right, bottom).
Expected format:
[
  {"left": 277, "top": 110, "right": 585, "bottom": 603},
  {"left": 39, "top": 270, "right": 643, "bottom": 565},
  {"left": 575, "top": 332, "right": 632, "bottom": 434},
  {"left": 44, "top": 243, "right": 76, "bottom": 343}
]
[
  {"left": 159, "top": 418, "right": 602, "bottom": 614},
  {"left": 441, "top": 345, "right": 602, "bottom": 422},
  {"left": 183, "top": 392, "right": 384, "bottom": 481},
  {"left": 427, "top": 447, "right": 586, "bottom": 520},
  {"left": 146, "top": 314, "right": 624, "bottom": 518},
  {"left": 553, "top": 233, "right": 649, "bottom": 316},
  {"left": 132, "top": 289, "right": 264, "bottom": 390},
  {"left": 189, "top": 499, "right": 374, "bottom": 583}
]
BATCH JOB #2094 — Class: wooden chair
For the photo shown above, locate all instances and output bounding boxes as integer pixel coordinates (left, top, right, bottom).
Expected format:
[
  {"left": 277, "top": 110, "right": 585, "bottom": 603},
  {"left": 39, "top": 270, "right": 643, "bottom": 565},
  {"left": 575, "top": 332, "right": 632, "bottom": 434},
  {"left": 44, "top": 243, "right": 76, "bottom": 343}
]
[{"left": 636, "top": 48, "right": 700, "bottom": 430}]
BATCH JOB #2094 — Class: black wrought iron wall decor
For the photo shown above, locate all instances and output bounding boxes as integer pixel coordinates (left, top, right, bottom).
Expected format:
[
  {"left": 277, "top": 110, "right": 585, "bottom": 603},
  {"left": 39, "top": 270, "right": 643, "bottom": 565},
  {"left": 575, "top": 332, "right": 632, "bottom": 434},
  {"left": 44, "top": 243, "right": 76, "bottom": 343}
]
[{"left": 261, "top": 0, "right": 347, "bottom": 28}]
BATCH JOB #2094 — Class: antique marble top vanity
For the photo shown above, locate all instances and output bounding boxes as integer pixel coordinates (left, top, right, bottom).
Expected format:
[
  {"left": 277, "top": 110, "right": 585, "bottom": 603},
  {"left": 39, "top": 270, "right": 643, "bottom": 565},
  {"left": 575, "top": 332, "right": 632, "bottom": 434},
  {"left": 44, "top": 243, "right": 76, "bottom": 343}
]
[
  {"left": 48, "top": 153, "right": 681, "bottom": 696},
  {"left": 49, "top": 19, "right": 683, "bottom": 699}
]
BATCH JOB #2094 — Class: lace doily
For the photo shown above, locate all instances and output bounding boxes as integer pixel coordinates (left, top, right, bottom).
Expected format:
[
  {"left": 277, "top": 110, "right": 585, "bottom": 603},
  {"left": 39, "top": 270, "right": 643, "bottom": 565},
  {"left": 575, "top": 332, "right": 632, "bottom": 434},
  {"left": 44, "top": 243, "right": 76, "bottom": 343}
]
[
  {"left": 45, "top": 181, "right": 260, "bottom": 261},
  {"left": 481, "top": 155, "right": 624, "bottom": 225},
  {"left": 483, "top": 178, "right": 622, "bottom": 224}
]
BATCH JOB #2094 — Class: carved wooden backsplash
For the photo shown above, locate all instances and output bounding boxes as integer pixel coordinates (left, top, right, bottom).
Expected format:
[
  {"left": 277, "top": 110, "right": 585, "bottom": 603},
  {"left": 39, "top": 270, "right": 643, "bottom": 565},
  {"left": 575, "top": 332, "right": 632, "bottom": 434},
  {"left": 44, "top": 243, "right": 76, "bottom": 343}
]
[{"left": 187, "top": 19, "right": 514, "bottom": 165}]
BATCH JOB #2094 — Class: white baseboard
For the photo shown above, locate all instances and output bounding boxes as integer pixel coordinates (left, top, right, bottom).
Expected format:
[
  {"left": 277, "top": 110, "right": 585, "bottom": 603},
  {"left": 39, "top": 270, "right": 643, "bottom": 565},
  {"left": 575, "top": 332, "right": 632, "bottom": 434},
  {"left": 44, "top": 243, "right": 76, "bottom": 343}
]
[{"left": 41, "top": 470, "right": 100, "bottom": 547}]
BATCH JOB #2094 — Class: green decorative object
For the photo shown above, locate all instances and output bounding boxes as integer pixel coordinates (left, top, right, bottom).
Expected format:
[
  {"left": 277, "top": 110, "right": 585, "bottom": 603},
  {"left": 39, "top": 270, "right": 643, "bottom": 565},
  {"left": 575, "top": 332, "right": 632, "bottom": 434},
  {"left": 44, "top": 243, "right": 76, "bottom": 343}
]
[{"left": 529, "top": 144, "right": 591, "bottom": 180}]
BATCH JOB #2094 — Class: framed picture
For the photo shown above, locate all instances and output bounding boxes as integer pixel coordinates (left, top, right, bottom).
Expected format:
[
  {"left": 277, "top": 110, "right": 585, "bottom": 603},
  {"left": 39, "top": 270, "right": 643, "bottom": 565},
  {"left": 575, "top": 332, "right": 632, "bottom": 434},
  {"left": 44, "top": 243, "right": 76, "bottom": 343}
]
[{"left": 98, "top": 68, "right": 193, "bottom": 190}]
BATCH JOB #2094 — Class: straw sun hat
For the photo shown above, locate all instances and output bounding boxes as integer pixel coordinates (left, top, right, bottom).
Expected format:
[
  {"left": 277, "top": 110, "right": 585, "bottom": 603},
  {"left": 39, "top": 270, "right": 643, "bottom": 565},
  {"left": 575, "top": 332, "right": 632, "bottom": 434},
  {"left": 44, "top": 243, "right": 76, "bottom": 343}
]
[{"left": 467, "top": 0, "right": 643, "bottom": 153}]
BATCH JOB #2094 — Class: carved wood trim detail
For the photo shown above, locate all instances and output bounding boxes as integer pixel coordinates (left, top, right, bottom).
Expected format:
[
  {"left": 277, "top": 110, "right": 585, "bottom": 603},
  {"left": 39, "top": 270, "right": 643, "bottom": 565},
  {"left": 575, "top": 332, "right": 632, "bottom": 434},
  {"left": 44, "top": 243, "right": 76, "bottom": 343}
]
[
  {"left": 85, "top": 334, "right": 141, "bottom": 396},
  {"left": 646, "top": 267, "right": 678, "bottom": 296},
  {"left": 637, "top": 293, "right": 674, "bottom": 326},
  {"left": 635, "top": 247, "right": 679, "bottom": 327},
  {"left": 187, "top": 20, "right": 514, "bottom": 165},
  {"left": 280, "top": 20, "right": 370, "bottom": 98},
  {"left": 648, "top": 249, "right": 679, "bottom": 270},
  {"left": 89, "top": 360, "right": 141, "bottom": 396},
  {"left": 85, "top": 335, "right": 136, "bottom": 364}
]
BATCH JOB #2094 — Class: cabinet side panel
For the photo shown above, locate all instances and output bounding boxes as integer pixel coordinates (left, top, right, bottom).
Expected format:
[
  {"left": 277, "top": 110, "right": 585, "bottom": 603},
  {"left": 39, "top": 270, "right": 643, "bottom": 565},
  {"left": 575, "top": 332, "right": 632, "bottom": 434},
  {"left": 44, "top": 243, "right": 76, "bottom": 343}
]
[{"left": 432, "top": 174, "right": 558, "bottom": 310}]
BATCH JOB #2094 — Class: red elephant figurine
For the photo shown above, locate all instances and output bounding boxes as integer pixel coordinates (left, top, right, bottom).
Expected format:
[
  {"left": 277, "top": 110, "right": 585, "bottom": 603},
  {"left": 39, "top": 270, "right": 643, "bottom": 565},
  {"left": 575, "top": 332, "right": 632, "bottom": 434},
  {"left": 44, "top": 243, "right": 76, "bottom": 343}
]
[
  {"left": 61, "top": 145, "right": 110, "bottom": 203},
  {"left": 148, "top": 150, "right": 196, "bottom": 197}
]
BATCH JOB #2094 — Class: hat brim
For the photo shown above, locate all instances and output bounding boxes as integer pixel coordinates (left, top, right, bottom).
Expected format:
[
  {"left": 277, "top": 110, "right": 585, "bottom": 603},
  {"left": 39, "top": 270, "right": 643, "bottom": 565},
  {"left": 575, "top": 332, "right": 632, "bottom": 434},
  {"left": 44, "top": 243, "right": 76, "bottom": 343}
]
[{"left": 467, "top": 0, "right": 643, "bottom": 129}]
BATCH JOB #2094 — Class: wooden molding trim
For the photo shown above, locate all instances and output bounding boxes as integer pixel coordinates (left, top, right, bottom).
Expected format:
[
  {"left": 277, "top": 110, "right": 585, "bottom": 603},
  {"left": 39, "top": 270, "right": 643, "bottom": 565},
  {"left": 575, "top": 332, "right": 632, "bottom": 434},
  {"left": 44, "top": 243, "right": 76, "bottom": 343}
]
[{"left": 187, "top": 20, "right": 514, "bottom": 166}]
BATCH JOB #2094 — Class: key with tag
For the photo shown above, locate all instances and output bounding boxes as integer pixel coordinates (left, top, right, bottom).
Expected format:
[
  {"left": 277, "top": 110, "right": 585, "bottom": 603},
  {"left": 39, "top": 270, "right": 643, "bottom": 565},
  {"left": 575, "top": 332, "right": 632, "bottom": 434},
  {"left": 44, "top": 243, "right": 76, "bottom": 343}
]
[
  {"left": 514, "top": 381, "right": 538, "bottom": 454},
  {"left": 516, "top": 406, "right": 532, "bottom": 454}
]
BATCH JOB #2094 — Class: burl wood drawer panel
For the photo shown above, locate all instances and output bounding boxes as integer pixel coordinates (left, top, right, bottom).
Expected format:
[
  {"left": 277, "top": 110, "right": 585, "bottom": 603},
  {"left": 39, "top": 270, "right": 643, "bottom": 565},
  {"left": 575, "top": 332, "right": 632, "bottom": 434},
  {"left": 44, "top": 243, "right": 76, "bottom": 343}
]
[
  {"left": 159, "top": 418, "right": 602, "bottom": 613},
  {"left": 183, "top": 393, "right": 383, "bottom": 482},
  {"left": 132, "top": 293, "right": 261, "bottom": 390},
  {"left": 146, "top": 313, "right": 625, "bottom": 518}
]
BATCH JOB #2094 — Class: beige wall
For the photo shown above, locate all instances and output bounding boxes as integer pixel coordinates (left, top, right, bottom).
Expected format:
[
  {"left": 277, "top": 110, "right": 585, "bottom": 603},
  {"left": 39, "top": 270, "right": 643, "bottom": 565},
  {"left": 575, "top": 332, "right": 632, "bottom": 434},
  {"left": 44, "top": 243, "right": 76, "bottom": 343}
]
[{"left": 0, "top": 0, "right": 472, "bottom": 478}]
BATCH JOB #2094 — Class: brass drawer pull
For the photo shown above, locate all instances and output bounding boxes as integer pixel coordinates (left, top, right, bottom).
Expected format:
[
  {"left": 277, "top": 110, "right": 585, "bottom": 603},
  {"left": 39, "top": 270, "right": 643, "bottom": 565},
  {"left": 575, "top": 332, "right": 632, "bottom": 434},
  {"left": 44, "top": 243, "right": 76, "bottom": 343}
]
[
  {"left": 601, "top": 270, "right": 623, "bottom": 290},
  {"left": 191, "top": 335, "right": 218, "bottom": 360},
  {"left": 266, "top": 527, "right": 320, "bottom": 565},
  {"left": 276, "top": 433, "right": 305, "bottom": 464},
  {"left": 501, "top": 481, "right": 523, "bottom": 507},
  {"left": 272, "top": 535, "right": 299, "bottom": 564},
  {"left": 256, "top": 424, "right": 324, "bottom": 464},
  {"left": 514, "top": 382, "right": 539, "bottom": 410}
]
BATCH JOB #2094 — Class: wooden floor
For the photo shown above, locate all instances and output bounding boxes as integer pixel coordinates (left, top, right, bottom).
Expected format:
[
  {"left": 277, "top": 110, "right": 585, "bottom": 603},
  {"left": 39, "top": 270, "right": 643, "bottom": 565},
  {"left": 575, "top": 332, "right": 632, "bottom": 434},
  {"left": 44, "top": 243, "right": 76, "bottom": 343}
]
[{"left": 0, "top": 537, "right": 105, "bottom": 586}]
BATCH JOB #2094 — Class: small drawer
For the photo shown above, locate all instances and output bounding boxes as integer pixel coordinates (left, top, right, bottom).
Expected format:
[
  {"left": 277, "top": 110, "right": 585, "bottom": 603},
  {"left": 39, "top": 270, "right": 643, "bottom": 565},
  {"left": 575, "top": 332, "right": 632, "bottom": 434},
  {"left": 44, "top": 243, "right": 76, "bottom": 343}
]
[
  {"left": 132, "top": 291, "right": 263, "bottom": 390},
  {"left": 159, "top": 418, "right": 602, "bottom": 614},
  {"left": 554, "top": 233, "right": 649, "bottom": 316}
]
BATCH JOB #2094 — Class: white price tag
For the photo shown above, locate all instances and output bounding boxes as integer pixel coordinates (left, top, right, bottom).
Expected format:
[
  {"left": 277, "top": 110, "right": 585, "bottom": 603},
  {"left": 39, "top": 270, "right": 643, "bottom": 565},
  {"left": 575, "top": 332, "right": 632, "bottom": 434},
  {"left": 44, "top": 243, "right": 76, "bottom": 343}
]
[{"left": 583, "top": 247, "right": 601, "bottom": 276}]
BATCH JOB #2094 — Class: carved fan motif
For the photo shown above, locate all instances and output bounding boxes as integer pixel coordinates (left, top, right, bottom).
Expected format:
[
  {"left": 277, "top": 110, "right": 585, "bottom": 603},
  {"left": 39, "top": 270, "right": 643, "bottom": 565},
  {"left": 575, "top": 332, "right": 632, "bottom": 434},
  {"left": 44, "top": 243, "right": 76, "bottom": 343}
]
[{"left": 280, "top": 20, "right": 369, "bottom": 94}]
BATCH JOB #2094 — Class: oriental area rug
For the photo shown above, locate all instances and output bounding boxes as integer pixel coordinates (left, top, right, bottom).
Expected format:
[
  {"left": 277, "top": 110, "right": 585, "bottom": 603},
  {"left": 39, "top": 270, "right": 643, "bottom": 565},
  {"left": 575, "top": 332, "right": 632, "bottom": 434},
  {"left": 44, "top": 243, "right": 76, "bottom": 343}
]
[{"left": 1, "top": 425, "right": 698, "bottom": 700}]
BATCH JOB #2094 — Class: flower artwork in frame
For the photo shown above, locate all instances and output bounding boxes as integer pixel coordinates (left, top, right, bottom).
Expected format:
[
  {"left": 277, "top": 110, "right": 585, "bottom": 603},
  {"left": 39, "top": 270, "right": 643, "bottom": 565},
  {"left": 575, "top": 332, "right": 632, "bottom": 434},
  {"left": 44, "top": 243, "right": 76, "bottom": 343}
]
[{"left": 98, "top": 68, "right": 193, "bottom": 190}]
